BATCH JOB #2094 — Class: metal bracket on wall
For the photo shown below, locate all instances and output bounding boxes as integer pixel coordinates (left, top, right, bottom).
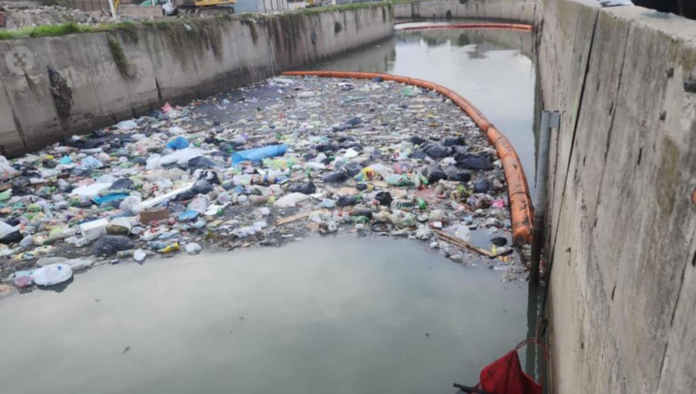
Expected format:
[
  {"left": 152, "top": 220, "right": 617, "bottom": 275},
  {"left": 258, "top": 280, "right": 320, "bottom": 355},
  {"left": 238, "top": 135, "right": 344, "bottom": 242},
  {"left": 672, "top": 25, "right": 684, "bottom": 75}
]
[
  {"left": 530, "top": 110, "right": 560, "bottom": 287},
  {"left": 548, "top": 111, "right": 560, "bottom": 129}
]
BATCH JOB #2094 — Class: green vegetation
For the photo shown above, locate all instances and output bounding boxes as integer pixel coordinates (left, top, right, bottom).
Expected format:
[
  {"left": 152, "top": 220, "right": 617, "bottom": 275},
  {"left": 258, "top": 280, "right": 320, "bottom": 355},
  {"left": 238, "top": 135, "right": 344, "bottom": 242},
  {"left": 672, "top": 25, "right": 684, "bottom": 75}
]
[
  {"left": 0, "top": 2, "right": 392, "bottom": 42},
  {"left": 40, "top": 0, "right": 76, "bottom": 7},
  {"left": 0, "top": 22, "right": 88, "bottom": 40},
  {"left": 240, "top": 18, "right": 260, "bottom": 43},
  {"left": 107, "top": 37, "right": 132, "bottom": 78}
]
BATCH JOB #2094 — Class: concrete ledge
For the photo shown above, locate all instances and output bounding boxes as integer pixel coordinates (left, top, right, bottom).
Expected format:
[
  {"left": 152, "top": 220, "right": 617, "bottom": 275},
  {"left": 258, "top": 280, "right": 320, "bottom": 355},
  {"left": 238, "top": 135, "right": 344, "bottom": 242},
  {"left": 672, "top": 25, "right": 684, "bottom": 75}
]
[
  {"left": 0, "top": 6, "right": 393, "bottom": 155},
  {"left": 393, "top": 0, "right": 539, "bottom": 24}
]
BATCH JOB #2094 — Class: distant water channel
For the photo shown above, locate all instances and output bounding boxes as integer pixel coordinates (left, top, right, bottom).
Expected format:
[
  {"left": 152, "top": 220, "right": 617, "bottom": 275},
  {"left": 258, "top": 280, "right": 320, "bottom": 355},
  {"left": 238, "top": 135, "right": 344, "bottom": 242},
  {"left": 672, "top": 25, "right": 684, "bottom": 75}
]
[{"left": 0, "top": 24, "right": 543, "bottom": 394}]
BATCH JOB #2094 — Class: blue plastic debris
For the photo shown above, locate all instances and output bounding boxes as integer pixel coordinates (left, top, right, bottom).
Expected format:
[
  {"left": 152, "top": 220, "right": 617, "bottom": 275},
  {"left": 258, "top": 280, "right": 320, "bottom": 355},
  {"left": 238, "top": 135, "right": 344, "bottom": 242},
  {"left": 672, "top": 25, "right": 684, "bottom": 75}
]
[
  {"left": 166, "top": 136, "right": 190, "bottom": 150},
  {"left": 231, "top": 144, "right": 287, "bottom": 165},
  {"left": 92, "top": 192, "right": 130, "bottom": 206},
  {"left": 178, "top": 210, "right": 199, "bottom": 222}
]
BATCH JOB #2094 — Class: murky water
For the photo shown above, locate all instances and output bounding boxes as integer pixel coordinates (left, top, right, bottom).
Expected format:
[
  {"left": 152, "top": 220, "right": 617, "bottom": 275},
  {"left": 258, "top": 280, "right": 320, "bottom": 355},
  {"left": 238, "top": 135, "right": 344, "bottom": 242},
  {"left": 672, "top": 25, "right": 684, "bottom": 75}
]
[
  {"left": 314, "top": 24, "right": 538, "bottom": 195},
  {"left": 0, "top": 237, "right": 527, "bottom": 394}
]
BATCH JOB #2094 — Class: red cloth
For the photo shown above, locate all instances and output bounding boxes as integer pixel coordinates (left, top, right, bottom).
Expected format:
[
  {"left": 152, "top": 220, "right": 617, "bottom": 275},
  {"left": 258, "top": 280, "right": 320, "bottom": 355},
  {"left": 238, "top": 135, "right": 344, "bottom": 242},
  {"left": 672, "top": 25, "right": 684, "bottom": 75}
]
[{"left": 478, "top": 348, "right": 542, "bottom": 394}]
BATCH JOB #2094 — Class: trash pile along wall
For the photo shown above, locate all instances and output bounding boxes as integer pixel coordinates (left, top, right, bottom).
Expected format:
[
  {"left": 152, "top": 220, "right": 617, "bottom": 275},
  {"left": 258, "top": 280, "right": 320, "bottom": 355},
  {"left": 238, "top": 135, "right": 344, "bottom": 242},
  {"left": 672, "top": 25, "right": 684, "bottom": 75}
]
[{"left": 0, "top": 4, "right": 394, "bottom": 157}]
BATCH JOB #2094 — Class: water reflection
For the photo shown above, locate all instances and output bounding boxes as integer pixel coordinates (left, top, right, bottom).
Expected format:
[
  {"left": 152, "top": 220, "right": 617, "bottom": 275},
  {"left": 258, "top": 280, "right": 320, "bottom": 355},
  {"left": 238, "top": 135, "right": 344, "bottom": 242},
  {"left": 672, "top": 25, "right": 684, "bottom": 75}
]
[{"left": 0, "top": 237, "right": 528, "bottom": 394}]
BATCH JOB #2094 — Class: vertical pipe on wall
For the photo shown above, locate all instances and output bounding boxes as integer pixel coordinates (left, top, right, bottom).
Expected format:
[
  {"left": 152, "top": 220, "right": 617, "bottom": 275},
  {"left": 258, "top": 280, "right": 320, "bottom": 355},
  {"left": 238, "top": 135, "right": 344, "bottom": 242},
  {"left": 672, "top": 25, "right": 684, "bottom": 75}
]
[{"left": 530, "top": 111, "right": 558, "bottom": 286}]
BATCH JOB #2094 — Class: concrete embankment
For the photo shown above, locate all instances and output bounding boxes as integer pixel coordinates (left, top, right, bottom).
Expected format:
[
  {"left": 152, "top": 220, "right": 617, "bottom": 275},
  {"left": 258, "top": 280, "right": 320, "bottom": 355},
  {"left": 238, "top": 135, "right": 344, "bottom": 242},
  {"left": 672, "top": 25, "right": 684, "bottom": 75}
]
[
  {"left": 0, "top": 5, "right": 393, "bottom": 156},
  {"left": 539, "top": 1, "right": 696, "bottom": 393},
  {"left": 393, "top": 0, "right": 538, "bottom": 24}
]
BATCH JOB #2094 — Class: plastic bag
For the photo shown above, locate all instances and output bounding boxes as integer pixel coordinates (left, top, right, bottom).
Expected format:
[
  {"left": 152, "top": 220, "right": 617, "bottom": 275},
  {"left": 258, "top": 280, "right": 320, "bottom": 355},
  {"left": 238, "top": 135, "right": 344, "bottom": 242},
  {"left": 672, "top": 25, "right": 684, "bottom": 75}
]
[
  {"left": 119, "top": 196, "right": 143, "bottom": 213},
  {"left": 456, "top": 153, "right": 493, "bottom": 171},
  {"left": 166, "top": 136, "right": 190, "bottom": 150},
  {"left": 290, "top": 182, "right": 316, "bottom": 194},
  {"left": 474, "top": 179, "right": 491, "bottom": 193},
  {"left": 322, "top": 171, "right": 348, "bottom": 183},
  {"left": 444, "top": 166, "right": 472, "bottom": 182},
  {"left": 0, "top": 221, "right": 16, "bottom": 238},
  {"left": 375, "top": 191, "right": 393, "bottom": 206},
  {"left": 425, "top": 164, "right": 447, "bottom": 183},
  {"left": 343, "top": 162, "right": 363, "bottom": 177},
  {"left": 92, "top": 235, "right": 135, "bottom": 256},
  {"left": 178, "top": 210, "right": 199, "bottom": 221},
  {"left": 337, "top": 195, "right": 357, "bottom": 206},
  {"left": 343, "top": 148, "right": 359, "bottom": 159},
  {"left": 232, "top": 144, "right": 288, "bottom": 165},
  {"left": 185, "top": 243, "right": 202, "bottom": 255},
  {"left": 232, "top": 226, "right": 261, "bottom": 238},
  {"left": 386, "top": 174, "right": 410, "bottom": 186},
  {"left": 134, "top": 249, "right": 147, "bottom": 263},
  {"left": 423, "top": 143, "right": 450, "bottom": 158},
  {"left": 115, "top": 120, "right": 138, "bottom": 130},
  {"left": 454, "top": 225, "right": 471, "bottom": 242},
  {"left": 93, "top": 192, "right": 129, "bottom": 206},
  {"left": 188, "top": 194, "right": 211, "bottom": 214},
  {"left": 81, "top": 156, "right": 103, "bottom": 170},
  {"left": 444, "top": 136, "right": 466, "bottom": 146},
  {"left": 146, "top": 148, "right": 205, "bottom": 170},
  {"left": 273, "top": 192, "right": 309, "bottom": 208},
  {"left": 31, "top": 264, "right": 73, "bottom": 286}
]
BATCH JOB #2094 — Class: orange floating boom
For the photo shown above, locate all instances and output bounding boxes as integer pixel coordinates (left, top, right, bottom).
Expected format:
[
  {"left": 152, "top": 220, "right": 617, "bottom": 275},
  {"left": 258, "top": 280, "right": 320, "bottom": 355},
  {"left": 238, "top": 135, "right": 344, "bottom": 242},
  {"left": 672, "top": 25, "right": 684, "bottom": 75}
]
[
  {"left": 281, "top": 70, "right": 534, "bottom": 245},
  {"left": 398, "top": 23, "right": 533, "bottom": 32}
]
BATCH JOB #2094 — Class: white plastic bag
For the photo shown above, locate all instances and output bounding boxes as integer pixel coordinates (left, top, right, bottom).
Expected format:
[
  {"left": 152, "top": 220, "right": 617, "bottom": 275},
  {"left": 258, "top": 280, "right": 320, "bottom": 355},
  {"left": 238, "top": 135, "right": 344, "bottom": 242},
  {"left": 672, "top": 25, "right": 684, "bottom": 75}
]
[
  {"left": 273, "top": 192, "right": 309, "bottom": 208},
  {"left": 0, "top": 221, "right": 16, "bottom": 238},
  {"left": 31, "top": 264, "right": 73, "bottom": 286},
  {"left": 188, "top": 194, "right": 211, "bottom": 214},
  {"left": 119, "top": 196, "right": 143, "bottom": 213},
  {"left": 0, "top": 156, "right": 18, "bottom": 181},
  {"left": 185, "top": 243, "right": 202, "bottom": 255},
  {"left": 454, "top": 225, "right": 471, "bottom": 242}
]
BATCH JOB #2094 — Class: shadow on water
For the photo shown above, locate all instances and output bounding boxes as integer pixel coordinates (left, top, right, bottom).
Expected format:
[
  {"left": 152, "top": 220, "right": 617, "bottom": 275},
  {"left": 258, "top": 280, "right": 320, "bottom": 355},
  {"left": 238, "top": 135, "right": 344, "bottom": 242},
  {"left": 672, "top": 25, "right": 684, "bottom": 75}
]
[{"left": 36, "top": 276, "right": 74, "bottom": 293}]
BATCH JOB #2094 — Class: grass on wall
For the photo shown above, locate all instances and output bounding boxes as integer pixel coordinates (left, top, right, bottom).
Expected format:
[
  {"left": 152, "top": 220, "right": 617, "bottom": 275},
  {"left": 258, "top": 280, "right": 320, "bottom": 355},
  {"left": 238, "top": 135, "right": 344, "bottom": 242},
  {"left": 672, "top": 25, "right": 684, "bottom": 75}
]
[{"left": 0, "top": 2, "right": 392, "bottom": 41}]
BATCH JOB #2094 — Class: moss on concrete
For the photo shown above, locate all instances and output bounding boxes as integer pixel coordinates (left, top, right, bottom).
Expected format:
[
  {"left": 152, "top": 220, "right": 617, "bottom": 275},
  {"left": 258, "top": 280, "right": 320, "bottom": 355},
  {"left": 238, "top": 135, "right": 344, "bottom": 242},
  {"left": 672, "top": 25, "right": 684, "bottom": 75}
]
[
  {"left": 107, "top": 37, "right": 133, "bottom": 78},
  {"left": 0, "top": 22, "right": 87, "bottom": 40},
  {"left": 0, "top": 2, "right": 391, "bottom": 42},
  {"left": 334, "top": 21, "right": 343, "bottom": 34},
  {"left": 240, "top": 18, "right": 260, "bottom": 44}
]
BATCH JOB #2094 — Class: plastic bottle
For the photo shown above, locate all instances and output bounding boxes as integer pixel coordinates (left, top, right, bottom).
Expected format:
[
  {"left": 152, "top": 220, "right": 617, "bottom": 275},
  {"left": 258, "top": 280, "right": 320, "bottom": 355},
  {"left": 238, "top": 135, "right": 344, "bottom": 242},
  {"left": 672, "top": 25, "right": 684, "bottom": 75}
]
[
  {"left": 159, "top": 242, "right": 180, "bottom": 254},
  {"left": 117, "top": 250, "right": 135, "bottom": 258}
]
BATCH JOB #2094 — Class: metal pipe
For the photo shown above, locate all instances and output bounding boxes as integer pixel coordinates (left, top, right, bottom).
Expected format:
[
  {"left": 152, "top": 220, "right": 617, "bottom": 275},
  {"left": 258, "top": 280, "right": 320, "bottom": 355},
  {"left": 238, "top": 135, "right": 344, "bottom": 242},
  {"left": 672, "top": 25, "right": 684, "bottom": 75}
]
[{"left": 530, "top": 111, "right": 558, "bottom": 286}]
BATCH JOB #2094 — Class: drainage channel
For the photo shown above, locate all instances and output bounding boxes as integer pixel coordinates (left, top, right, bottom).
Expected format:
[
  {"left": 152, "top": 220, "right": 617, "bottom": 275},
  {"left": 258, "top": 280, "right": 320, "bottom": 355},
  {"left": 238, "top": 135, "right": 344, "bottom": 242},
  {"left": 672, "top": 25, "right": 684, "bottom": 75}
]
[{"left": 0, "top": 21, "right": 543, "bottom": 394}]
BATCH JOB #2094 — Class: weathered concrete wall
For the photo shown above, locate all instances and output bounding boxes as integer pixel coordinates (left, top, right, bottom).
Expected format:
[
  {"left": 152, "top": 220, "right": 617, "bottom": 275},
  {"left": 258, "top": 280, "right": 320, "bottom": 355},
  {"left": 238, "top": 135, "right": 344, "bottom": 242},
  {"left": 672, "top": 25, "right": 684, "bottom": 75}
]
[
  {"left": 393, "top": 0, "right": 539, "bottom": 24},
  {"left": 539, "top": 1, "right": 696, "bottom": 393},
  {"left": 0, "top": 5, "right": 393, "bottom": 155},
  {"left": 119, "top": 5, "right": 163, "bottom": 18}
]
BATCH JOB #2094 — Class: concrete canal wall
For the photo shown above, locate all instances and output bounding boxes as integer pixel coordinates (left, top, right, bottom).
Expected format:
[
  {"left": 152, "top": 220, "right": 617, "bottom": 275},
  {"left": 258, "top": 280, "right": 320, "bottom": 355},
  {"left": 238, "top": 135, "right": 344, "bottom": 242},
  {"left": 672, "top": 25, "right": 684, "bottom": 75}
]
[
  {"left": 393, "top": 0, "right": 539, "bottom": 24},
  {"left": 538, "top": 1, "right": 696, "bottom": 393},
  {"left": 0, "top": 4, "right": 393, "bottom": 156}
]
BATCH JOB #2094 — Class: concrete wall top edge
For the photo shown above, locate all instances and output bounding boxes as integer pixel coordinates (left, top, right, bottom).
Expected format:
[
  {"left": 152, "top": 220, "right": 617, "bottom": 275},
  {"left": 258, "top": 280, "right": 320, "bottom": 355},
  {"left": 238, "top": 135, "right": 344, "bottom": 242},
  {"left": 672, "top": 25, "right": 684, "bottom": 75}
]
[{"left": 602, "top": 5, "right": 696, "bottom": 42}]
